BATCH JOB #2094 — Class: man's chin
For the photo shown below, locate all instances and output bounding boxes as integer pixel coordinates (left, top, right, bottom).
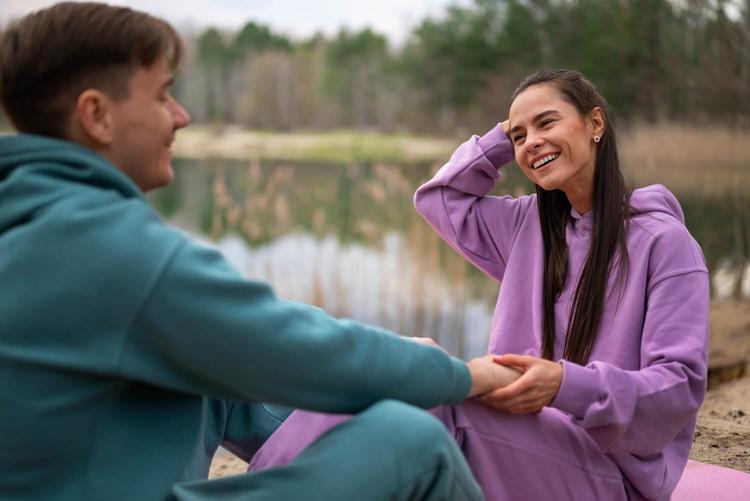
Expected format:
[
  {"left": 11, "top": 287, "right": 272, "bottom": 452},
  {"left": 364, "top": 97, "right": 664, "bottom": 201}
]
[
  {"left": 141, "top": 166, "right": 174, "bottom": 193},
  {"left": 163, "top": 164, "right": 175, "bottom": 185}
]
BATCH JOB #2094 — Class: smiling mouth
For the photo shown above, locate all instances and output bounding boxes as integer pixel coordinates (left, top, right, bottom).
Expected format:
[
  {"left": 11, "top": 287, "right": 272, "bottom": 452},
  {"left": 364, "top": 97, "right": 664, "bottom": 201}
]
[{"left": 532, "top": 153, "right": 559, "bottom": 170}]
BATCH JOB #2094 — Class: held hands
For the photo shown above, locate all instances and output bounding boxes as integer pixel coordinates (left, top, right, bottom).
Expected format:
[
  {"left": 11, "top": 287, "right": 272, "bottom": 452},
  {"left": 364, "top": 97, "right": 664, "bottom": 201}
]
[
  {"left": 415, "top": 339, "right": 563, "bottom": 414},
  {"left": 466, "top": 355, "right": 521, "bottom": 398},
  {"left": 477, "top": 354, "right": 563, "bottom": 414}
]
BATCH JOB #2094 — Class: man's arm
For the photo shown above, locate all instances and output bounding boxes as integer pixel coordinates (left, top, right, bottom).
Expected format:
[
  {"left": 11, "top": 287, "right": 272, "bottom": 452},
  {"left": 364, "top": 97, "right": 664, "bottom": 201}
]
[{"left": 117, "top": 241, "right": 513, "bottom": 414}]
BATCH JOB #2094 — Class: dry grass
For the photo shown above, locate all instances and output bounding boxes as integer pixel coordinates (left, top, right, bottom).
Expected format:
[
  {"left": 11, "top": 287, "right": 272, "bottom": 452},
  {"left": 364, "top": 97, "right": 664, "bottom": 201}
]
[{"left": 619, "top": 123, "right": 750, "bottom": 195}]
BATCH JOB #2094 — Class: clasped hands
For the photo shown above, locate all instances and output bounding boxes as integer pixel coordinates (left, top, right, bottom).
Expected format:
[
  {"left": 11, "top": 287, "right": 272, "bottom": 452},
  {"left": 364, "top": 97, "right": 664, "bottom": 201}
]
[{"left": 409, "top": 337, "right": 563, "bottom": 414}]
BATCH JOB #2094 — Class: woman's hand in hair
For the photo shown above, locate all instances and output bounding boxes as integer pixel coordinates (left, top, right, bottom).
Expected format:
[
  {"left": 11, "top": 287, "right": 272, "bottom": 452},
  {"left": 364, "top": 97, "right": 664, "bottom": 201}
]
[
  {"left": 475, "top": 354, "right": 563, "bottom": 414},
  {"left": 500, "top": 119, "right": 510, "bottom": 136}
]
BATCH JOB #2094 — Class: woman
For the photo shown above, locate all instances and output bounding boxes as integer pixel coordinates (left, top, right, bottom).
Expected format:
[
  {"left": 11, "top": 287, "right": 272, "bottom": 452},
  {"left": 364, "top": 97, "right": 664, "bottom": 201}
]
[{"left": 249, "top": 69, "right": 709, "bottom": 501}]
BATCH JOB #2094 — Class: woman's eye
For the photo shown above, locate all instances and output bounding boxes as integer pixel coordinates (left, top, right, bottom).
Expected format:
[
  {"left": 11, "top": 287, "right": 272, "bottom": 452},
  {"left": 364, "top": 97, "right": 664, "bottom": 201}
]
[
  {"left": 512, "top": 135, "right": 525, "bottom": 144},
  {"left": 540, "top": 119, "right": 554, "bottom": 128}
]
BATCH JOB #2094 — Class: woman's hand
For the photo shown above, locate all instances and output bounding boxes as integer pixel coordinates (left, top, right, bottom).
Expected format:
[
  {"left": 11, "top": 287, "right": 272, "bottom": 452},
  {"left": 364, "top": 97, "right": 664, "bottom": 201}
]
[
  {"left": 477, "top": 354, "right": 563, "bottom": 414},
  {"left": 466, "top": 355, "right": 522, "bottom": 398},
  {"left": 500, "top": 118, "right": 510, "bottom": 136}
]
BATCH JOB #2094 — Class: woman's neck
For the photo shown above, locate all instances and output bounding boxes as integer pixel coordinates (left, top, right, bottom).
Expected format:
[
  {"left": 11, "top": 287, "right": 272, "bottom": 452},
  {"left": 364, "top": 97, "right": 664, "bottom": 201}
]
[{"left": 564, "top": 186, "right": 593, "bottom": 215}]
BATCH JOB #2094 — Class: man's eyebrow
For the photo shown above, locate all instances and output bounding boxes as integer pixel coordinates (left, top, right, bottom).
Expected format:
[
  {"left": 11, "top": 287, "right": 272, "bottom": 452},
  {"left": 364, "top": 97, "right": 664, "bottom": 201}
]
[
  {"left": 160, "top": 76, "right": 174, "bottom": 89},
  {"left": 509, "top": 109, "right": 560, "bottom": 135}
]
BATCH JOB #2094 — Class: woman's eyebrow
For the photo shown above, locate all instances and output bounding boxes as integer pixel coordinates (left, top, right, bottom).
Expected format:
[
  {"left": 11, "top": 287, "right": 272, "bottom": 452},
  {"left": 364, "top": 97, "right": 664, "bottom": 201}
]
[
  {"left": 510, "top": 109, "right": 560, "bottom": 135},
  {"left": 533, "top": 109, "right": 560, "bottom": 122}
]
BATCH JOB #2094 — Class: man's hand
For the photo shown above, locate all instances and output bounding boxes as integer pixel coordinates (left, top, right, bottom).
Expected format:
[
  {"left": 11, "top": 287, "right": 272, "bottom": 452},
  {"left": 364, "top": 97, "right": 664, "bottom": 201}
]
[
  {"left": 466, "top": 355, "right": 521, "bottom": 398},
  {"left": 477, "top": 354, "right": 563, "bottom": 414}
]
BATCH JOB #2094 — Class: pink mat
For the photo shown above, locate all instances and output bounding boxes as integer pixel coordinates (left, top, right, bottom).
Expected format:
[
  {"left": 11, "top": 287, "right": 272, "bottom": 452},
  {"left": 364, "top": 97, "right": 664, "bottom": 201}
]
[{"left": 672, "top": 460, "right": 750, "bottom": 500}]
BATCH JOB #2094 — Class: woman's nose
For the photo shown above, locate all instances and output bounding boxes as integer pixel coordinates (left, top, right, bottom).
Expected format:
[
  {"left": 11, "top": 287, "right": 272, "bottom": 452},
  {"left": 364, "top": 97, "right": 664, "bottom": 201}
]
[{"left": 525, "top": 131, "right": 544, "bottom": 152}]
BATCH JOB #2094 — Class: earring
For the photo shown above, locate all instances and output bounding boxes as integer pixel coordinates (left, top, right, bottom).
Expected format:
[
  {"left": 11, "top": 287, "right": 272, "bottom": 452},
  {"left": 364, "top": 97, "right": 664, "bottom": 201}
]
[{"left": 593, "top": 135, "right": 601, "bottom": 143}]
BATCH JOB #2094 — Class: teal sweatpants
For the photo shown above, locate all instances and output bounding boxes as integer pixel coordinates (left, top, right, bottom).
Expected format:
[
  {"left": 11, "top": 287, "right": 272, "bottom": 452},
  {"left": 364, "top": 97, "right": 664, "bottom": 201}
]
[{"left": 171, "top": 400, "right": 484, "bottom": 500}]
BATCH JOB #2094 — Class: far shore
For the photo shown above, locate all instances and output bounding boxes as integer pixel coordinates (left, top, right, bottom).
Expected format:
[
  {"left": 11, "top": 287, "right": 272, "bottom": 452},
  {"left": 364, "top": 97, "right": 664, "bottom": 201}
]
[
  {"left": 170, "top": 123, "right": 750, "bottom": 195},
  {"left": 171, "top": 125, "right": 457, "bottom": 165}
]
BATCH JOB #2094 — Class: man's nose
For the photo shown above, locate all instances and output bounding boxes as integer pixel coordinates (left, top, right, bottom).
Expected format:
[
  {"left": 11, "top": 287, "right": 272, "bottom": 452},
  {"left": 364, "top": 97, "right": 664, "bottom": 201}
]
[{"left": 172, "top": 100, "right": 191, "bottom": 129}]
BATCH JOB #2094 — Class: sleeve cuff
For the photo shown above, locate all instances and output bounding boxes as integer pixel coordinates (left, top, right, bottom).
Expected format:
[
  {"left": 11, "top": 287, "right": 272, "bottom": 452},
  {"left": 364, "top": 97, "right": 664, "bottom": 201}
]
[
  {"left": 477, "top": 123, "right": 515, "bottom": 169},
  {"left": 549, "top": 360, "right": 601, "bottom": 418},
  {"left": 444, "top": 356, "right": 472, "bottom": 405}
]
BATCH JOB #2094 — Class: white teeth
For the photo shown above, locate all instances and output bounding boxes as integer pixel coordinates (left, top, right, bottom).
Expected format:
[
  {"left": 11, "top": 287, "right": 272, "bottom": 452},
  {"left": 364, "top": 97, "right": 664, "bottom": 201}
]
[{"left": 532, "top": 154, "right": 559, "bottom": 169}]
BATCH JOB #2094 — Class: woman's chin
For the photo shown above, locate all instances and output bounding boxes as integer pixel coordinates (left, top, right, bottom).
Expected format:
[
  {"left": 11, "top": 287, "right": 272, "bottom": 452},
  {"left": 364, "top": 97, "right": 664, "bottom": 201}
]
[{"left": 534, "top": 177, "right": 562, "bottom": 192}]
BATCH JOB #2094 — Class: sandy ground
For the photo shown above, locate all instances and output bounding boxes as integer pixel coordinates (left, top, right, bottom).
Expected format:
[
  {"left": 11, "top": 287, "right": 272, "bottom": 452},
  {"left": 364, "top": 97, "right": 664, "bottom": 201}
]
[
  {"left": 209, "top": 301, "right": 750, "bottom": 479},
  {"left": 209, "top": 450, "right": 248, "bottom": 479},
  {"left": 690, "top": 300, "right": 750, "bottom": 472},
  {"left": 692, "top": 377, "right": 750, "bottom": 472}
]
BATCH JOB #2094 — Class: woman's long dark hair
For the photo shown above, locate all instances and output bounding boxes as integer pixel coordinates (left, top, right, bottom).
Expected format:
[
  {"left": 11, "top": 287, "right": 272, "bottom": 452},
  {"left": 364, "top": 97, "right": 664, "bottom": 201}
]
[{"left": 510, "top": 69, "right": 631, "bottom": 365}]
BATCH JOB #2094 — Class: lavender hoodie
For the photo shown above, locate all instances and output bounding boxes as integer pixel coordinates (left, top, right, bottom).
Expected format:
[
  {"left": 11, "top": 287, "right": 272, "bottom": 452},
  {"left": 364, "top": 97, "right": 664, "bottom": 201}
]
[{"left": 414, "top": 124, "right": 710, "bottom": 500}]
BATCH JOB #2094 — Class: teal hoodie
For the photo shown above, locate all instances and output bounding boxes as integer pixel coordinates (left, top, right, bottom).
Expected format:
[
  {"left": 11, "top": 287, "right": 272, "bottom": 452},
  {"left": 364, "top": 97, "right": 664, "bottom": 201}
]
[{"left": 0, "top": 134, "right": 471, "bottom": 500}]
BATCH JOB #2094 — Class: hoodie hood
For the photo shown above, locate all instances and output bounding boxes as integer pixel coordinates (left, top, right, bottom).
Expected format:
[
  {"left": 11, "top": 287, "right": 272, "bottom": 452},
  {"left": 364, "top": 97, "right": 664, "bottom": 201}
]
[
  {"left": 628, "top": 184, "right": 685, "bottom": 224},
  {"left": 0, "top": 133, "right": 143, "bottom": 234}
]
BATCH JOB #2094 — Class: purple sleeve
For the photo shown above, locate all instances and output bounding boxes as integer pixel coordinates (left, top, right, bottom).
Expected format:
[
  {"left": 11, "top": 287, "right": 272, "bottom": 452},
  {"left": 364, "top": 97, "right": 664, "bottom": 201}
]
[
  {"left": 413, "top": 124, "right": 532, "bottom": 282},
  {"left": 550, "top": 226, "right": 709, "bottom": 455}
]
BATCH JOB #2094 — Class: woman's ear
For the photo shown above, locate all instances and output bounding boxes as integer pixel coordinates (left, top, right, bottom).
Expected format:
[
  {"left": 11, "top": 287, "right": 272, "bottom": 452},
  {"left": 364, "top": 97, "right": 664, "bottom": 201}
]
[{"left": 589, "top": 106, "right": 605, "bottom": 139}]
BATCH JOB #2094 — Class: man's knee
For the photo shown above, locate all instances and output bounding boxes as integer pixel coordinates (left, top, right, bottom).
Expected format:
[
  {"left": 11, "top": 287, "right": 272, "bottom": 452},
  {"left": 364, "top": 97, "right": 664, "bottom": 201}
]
[
  {"left": 362, "top": 400, "right": 454, "bottom": 456},
  {"left": 356, "top": 401, "right": 481, "bottom": 500}
]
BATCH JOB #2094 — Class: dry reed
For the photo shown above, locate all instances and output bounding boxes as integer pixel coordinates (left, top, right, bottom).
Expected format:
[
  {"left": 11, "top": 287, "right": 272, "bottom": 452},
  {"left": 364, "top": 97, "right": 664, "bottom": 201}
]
[{"left": 619, "top": 123, "right": 750, "bottom": 195}]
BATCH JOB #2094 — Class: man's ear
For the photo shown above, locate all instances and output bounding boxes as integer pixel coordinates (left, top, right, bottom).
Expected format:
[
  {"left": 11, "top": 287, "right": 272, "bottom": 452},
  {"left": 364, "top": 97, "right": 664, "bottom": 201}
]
[
  {"left": 72, "top": 89, "right": 115, "bottom": 146},
  {"left": 589, "top": 106, "right": 605, "bottom": 138}
]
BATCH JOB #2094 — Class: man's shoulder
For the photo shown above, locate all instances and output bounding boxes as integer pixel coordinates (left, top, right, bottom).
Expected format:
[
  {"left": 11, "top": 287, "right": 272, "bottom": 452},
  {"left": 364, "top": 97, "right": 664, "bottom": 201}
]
[{"left": 30, "top": 188, "right": 190, "bottom": 292}]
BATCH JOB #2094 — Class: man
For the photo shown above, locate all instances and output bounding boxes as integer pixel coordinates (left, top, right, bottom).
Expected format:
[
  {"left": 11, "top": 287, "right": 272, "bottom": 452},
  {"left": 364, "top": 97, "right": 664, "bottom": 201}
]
[{"left": 0, "top": 3, "right": 514, "bottom": 500}]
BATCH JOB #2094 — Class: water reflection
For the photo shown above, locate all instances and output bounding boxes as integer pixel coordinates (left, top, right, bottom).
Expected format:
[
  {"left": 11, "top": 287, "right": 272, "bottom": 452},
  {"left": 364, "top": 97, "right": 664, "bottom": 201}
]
[{"left": 207, "top": 231, "right": 492, "bottom": 358}]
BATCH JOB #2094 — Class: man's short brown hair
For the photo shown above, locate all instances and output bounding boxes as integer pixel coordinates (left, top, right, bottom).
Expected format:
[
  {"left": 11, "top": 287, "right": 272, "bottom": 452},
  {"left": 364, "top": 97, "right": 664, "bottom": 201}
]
[{"left": 0, "top": 2, "right": 183, "bottom": 138}]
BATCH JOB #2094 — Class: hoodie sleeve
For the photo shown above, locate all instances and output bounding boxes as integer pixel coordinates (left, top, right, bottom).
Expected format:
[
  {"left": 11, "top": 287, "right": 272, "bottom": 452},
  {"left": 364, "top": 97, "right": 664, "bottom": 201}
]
[
  {"left": 550, "top": 224, "right": 709, "bottom": 455},
  {"left": 414, "top": 124, "right": 533, "bottom": 282},
  {"left": 117, "top": 240, "right": 472, "bottom": 414},
  {"left": 216, "top": 400, "right": 292, "bottom": 462},
  {"left": 222, "top": 402, "right": 293, "bottom": 461}
]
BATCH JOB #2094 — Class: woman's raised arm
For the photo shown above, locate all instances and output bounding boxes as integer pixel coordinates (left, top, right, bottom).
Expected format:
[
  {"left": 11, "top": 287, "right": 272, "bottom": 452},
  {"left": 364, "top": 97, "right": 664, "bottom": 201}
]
[{"left": 414, "top": 122, "right": 536, "bottom": 282}]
